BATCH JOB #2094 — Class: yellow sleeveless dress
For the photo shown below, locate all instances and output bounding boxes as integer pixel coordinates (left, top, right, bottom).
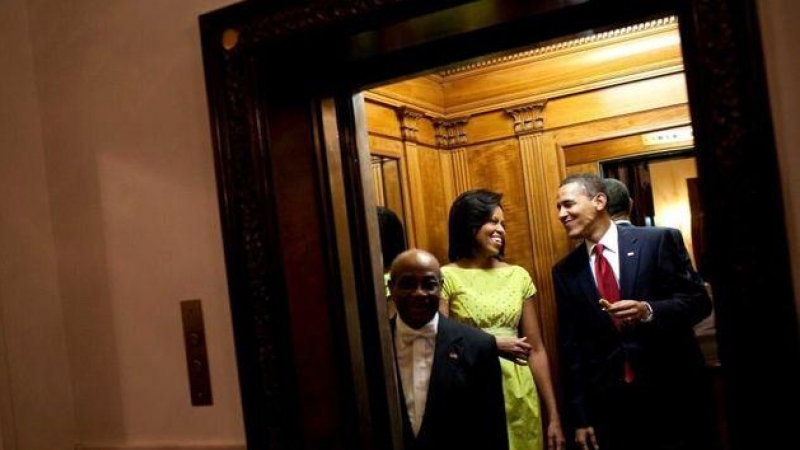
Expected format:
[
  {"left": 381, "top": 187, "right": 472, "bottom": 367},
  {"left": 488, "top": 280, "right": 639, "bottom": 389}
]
[{"left": 441, "top": 265, "right": 542, "bottom": 450}]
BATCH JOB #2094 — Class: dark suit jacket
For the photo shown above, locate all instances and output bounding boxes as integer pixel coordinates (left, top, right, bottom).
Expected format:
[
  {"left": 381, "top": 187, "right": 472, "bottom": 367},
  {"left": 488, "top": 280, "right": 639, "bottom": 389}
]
[
  {"left": 391, "top": 315, "right": 508, "bottom": 450},
  {"left": 552, "top": 225, "right": 712, "bottom": 430},
  {"left": 616, "top": 222, "right": 703, "bottom": 285}
]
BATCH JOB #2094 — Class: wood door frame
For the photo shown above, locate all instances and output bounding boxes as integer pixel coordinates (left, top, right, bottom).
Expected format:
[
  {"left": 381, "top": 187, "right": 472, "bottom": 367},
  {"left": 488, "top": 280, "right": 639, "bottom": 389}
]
[{"left": 199, "top": 1, "right": 799, "bottom": 449}]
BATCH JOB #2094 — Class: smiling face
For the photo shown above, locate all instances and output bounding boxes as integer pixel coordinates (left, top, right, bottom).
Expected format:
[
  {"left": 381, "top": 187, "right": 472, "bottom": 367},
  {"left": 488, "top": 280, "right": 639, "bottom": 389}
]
[
  {"left": 474, "top": 206, "right": 506, "bottom": 258},
  {"left": 556, "top": 181, "right": 609, "bottom": 242},
  {"left": 389, "top": 250, "right": 442, "bottom": 329}
]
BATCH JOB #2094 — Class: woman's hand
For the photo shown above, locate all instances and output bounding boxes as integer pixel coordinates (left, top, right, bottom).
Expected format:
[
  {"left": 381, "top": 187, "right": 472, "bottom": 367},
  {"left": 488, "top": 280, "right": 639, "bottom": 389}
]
[
  {"left": 546, "top": 419, "right": 566, "bottom": 450},
  {"left": 495, "top": 336, "right": 531, "bottom": 365}
]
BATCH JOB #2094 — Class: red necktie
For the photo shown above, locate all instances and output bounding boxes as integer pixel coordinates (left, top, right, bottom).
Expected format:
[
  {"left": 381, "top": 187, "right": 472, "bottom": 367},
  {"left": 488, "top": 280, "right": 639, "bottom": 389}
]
[
  {"left": 594, "top": 243, "right": 620, "bottom": 302},
  {"left": 593, "top": 243, "right": 634, "bottom": 382}
]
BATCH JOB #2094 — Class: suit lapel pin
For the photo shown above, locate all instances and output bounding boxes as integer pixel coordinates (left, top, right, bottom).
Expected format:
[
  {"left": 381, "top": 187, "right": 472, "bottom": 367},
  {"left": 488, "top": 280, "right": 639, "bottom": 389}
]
[
  {"left": 448, "top": 351, "right": 459, "bottom": 360},
  {"left": 627, "top": 251, "right": 635, "bottom": 256}
]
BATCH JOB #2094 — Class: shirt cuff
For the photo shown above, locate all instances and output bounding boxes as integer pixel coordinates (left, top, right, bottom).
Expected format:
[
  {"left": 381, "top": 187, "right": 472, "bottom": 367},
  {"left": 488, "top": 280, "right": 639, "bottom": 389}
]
[{"left": 641, "top": 301, "right": 654, "bottom": 322}]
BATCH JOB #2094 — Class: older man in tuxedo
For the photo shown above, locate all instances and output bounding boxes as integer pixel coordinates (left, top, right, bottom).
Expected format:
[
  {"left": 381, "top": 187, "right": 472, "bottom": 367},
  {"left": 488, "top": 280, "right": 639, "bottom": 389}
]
[
  {"left": 389, "top": 249, "right": 508, "bottom": 450},
  {"left": 552, "top": 173, "right": 718, "bottom": 450}
]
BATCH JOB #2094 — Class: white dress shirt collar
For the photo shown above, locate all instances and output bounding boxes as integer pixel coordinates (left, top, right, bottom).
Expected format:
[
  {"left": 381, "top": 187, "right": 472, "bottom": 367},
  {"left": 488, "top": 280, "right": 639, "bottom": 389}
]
[
  {"left": 586, "top": 222, "right": 621, "bottom": 282},
  {"left": 396, "top": 313, "right": 439, "bottom": 342},
  {"left": 586, "top": 221, "right": 619, "bottom": 257},
  {"left": 394, "top": 313, "right": 438, "bottom": 437}
]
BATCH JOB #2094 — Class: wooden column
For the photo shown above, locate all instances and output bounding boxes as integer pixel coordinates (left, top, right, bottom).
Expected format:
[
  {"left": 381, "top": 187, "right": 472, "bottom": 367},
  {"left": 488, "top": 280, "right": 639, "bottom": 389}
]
[
  {"left": 397, "top": 107, "right": 425, "bottom": 249},
  {"left": 435, "top": 118, "right": 471, "bottom": 207},
  {"left": 506, "top": 102, "right": 567, "bottom": 356},
  {"left": 371, "top": 161, "right": 385, "bottom": 207}
]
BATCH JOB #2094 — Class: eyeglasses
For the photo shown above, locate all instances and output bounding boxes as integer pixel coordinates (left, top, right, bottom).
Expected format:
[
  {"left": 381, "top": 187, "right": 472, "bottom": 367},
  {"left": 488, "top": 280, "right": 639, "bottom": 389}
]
[{"left": 390, "top": 276, "right": 442, "bottom": 294}]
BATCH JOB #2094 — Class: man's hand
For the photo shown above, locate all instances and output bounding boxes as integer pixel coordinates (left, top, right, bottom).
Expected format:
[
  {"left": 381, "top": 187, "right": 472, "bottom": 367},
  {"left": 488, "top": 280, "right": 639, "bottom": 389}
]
[
  {"left": 575, "top": 427, "right": 599, "bottom": 450},
  {"left": 600, "top": 299, "right": 650, "bottom": 325}
]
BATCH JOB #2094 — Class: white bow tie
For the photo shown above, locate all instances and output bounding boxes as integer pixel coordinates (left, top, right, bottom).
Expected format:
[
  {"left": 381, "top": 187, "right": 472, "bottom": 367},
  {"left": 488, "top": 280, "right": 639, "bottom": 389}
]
[{"left": 399, "top": 322, "right": 436, "bottom": 345}]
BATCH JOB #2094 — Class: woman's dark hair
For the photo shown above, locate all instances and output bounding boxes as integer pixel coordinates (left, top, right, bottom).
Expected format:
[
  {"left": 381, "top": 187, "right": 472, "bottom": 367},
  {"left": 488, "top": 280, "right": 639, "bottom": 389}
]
[
  {"left": 447, "top": 189, "right": 505, "bottom": 262},
  {"left": 377, "top": 206, "right": 407, "bottom": 271}
]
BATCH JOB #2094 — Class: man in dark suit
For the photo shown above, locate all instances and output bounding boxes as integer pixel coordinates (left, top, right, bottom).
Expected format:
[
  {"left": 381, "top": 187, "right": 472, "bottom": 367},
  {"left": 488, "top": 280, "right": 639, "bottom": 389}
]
[
  {"left": 602, "top": 177, "right": 634, "bottom": 227},
  {"left": 389, "top": 249, "right": 508, "bottom": 450},
  {"left": 603, "top": 176, "right": 705, "bottom": 286},
  {"left": 552, "top": 173, "right": 718, "bottom": 450}
]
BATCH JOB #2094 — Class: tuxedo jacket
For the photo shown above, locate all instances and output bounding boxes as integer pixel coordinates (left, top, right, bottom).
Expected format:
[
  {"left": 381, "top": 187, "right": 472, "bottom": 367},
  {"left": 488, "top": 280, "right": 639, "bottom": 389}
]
[
  {"left": 391, "top": 315, "right": 508, "bottom": 450},
  {"left": 552, "top": 225, "right": 712, "bottom": 429}
]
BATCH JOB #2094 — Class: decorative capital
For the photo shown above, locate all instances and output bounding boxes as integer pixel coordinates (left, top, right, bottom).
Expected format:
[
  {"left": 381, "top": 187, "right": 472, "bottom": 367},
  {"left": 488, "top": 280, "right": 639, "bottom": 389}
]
[
  {"left": 434, "top": 117, "right": 469, "bottom": 149},
  {"left": 506, "top": 101, "right": 548, "bottom": 135},
  {"left": 397, "top": 107, "right": 425, "bottom": 142}
]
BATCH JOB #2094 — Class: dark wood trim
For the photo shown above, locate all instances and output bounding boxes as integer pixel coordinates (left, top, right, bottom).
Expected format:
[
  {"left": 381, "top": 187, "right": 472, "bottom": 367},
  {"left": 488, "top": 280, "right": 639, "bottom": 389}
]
[
  {"left": 200, "top": 1, "right": 800, "bottom": 449},
  {"left": 200, "top": 16, "right": 310, "bottom": 449},
  {"left": 678, "top": 1, "right": 800, "bottom": 448}
]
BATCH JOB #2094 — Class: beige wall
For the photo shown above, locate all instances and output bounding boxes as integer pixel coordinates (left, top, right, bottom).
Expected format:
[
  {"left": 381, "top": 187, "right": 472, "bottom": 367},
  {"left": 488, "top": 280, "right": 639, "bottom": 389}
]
[
  {"left": 759, "top": 0, "right": 800, "bottom": 324},
  {"left": 0, "top": 0, "right": 244, "bottom": 449},
  {"left": 0, "top": 1, "right": 76, "bottom": 449}
]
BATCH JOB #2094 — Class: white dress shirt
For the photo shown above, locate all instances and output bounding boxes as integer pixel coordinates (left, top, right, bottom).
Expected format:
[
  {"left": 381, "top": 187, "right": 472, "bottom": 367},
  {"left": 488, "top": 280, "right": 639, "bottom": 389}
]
[
  {"left": 586, "top": 223, "right": 654, "bottom": 321},
  {"left": 394, "top": 313, "right": 438, "bottom": 436},
  {"left": 587, "top": 222, "right": 621, "bottom": 286}
]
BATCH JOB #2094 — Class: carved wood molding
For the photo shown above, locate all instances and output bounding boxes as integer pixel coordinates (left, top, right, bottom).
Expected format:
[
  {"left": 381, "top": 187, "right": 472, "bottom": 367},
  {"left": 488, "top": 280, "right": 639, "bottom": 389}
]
[
  {"left": 517, "top": 133, "right": 561, "bottom": 354},
  {"left": 438, "top": 151, "right": 456, "bottom": 211},
  {"left": 397, "top": 107, "right": 425, "bottom": 142},
  {"left": 439, "top": 16, "right": 679, "bottom": 77},
  {"left": 403, "top": 143, "right": 428, "bottom": 248},
  {"left": 211, "top": 49, "right": 296, "bottom": 449},
  {"left": 451, "top": 148, "right": 470, "bottom": 195},
  {"left": 434, "top": 118, "right": 469, "bottom": 149},
  {"left": 690, "top": 0, "right": 768, "bottom": 281},
  {"left": 687, "top": 0, "right": 800, "bottom": 445},
  {"left": 222, "top": 0, "right": 409, "bottom": 47},
  {"left": 366, "top": 90, "right": 446, "bottom": 118},
  {"left": 506, "top": 101, "right": 548, "bottom": 135},
  {"left": 371, "top": 162, "right": 386, "bottom": 206},
  {"left": 553, "top": 104, "right": 691, "bottom": 147}
]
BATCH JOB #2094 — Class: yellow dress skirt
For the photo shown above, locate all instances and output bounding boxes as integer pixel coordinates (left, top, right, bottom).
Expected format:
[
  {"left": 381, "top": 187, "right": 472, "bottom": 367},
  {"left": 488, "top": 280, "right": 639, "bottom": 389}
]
[{"left": 441, "top": 265, "right": 543, "bottom": 450}]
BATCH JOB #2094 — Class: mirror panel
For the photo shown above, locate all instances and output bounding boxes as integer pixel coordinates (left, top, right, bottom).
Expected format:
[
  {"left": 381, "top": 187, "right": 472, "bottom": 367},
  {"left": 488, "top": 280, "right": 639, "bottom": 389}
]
[
  {"left": 362, "top": 14, "right": 724, "bottom": 447},
  {"left": 362, "top": 15, "right": 694, "bottom": 361},
  {"left": 371, "top": 155, "right": 406, "bottom": 226}
]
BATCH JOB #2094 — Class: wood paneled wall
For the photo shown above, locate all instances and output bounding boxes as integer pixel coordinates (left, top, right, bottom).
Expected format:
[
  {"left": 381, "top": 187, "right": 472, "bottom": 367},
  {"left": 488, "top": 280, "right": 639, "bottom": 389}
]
[{"left": 363, "top": 17, "right": 693, "bottom": 356}]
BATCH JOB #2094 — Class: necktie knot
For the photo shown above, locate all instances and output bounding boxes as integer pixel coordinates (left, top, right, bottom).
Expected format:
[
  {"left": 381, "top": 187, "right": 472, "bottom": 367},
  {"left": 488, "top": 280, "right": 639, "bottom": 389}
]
[
  {"left": 399, "top": 323, "right": 436, "bottom": 345},
  {"left": 594, "top": 243, "right": 605, "bottom": 255}
]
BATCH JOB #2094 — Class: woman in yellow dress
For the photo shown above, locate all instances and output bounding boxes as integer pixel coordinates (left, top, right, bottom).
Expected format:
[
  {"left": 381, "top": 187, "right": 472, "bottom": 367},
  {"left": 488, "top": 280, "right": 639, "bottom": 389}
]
[{"left": 440, "top": 189, "right": 565, "bottom": 450}]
